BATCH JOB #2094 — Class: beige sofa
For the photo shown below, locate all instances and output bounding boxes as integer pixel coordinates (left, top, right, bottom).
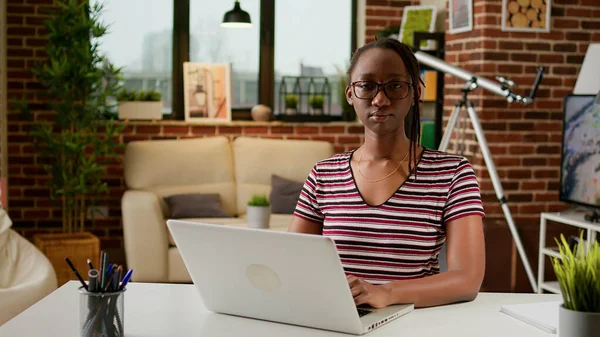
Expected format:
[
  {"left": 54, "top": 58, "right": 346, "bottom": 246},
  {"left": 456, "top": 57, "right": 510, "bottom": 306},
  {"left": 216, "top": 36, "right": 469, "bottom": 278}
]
[{"left": 122, "top": 136, "right": 334, "bottom": 283}]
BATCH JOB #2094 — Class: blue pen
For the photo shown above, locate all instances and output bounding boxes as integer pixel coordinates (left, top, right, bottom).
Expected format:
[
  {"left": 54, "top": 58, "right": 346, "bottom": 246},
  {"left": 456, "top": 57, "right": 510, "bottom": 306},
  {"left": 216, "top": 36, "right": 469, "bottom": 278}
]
[
  {"left": 106, "top": 263, "right": 113, "bottom": 282},
  {"left": 119, "top": 269, "right": 133, "bottom": 291}
]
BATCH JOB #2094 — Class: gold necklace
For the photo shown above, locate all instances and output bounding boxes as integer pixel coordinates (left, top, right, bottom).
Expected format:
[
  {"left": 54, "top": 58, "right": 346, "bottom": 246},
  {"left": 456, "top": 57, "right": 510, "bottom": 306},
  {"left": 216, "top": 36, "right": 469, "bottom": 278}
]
[{"left": 357, "top": 148, "right": 408, "bottom": 183}]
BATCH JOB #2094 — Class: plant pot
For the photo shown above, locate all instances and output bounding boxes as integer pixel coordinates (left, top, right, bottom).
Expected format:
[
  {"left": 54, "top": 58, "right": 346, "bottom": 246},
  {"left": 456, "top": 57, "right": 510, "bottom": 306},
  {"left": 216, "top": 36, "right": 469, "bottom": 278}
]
[
  {"left": 285, "top": 108, "right": 297, "bottom": 115},
  {"left": 118, "top": 101, "right": 163, "bottom": 120},
  {"left": 246, "top": 206, "right": 271, "bottom": 229},
  {"left": 559, "top": 305, "right": 600, "bottom": 337},
  {"left": 33, "top": 232, "right": 100, "bottom": 287},
  {"left": 311, "top": 108, "right": 323, "bottom": 115}
]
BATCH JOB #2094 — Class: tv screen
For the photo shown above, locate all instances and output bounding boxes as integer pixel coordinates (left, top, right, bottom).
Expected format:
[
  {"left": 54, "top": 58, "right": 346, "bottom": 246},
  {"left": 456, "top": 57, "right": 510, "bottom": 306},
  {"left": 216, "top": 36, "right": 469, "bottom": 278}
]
[{"left": 560, "top": 93, "right": 600, "bottom": 210}]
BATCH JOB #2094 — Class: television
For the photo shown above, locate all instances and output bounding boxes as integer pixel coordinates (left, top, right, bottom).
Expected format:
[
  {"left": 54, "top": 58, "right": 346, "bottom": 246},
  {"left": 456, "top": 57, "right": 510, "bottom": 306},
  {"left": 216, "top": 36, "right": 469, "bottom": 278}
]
[{"left": 559, "top": 93, "right": 600, "bottom": 216}]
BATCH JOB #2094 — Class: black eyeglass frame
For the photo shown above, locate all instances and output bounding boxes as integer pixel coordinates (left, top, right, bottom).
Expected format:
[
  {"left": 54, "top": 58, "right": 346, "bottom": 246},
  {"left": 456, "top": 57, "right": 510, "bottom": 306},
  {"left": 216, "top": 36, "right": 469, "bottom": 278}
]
[{"left": 349, "top": 80, "right": 414, "bottom": 100}]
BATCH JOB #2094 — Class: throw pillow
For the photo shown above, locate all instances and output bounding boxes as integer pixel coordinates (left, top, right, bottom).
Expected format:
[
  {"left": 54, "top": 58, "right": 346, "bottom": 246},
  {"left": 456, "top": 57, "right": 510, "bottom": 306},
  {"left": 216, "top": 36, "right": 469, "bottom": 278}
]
[
  {"left": 165, "top": 193, "right": 232, "bottom": 219},
  {"left": 269, "top": 175, "right": 304, "bottom": 214}
]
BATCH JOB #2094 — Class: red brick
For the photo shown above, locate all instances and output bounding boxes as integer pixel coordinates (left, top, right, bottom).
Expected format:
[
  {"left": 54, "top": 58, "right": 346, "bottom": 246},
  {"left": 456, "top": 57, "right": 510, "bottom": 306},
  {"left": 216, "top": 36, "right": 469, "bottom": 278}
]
[
  {"left": 270, "top": 127, "right": 293, "bottom": 134},
  {"left": 522, "top": 157, "right": 547, "bottom": 166},
  {"left": 296, "top": 127, "right": 319, "bottom": 134},
  {"left": 163, "top": 126, "right": 190, "bottom": 135},
  {"left": 287, "top": 136, "right": 311, "bottom": 140},
  {"left": 526, "top": 43, "right": 551, "bottom": 51},
  {"left": 535, "top": 192, "right": 559, "bottom": 202},
  {"left": 218, "top": 126, "right": 242, "bottom": 134},
  {"left": 518, "top": 204, "right": 547, "bottom": 214},
  {"left": 539, "top": 54, "right": 564, "bottom": 64},
  {"left": 522, "top": 181, "right": 545, "bottom": 190},
  {"left": 7, "top": 5, "right": 35, "bottom": 13},
  {"left": 243, "top": 127, "right": 269, "bottom": 134},
  {"left": 321, "top": 126, "right": 345, "bottom": 134},
  {"left": 534, "top": 169, "right": 559, "bottom": 179},
  {"left": 511, "top": 53, "right": 537, "bottom": 63},
  {"left": 499, "top": 41, "right": 523, "bottom": 50},
  {"left": 135, "top": 126, "right": 160, "bottom": 134},
  {"left": 25, "top": 16, "right": 46, "bottom": 25},
  {"left": 7, "top": 27, "right": 36, "bottom": 36},
  {"left": 191, "top": 126, "right": 216, "bottom": 134},
  {"left": 553, "top": 18, "right": 580, "bottom": 29},
  {"left": 311, "top": 136, "right": 335, "bottom": 143},
  {"left": 348, "top": 126, "right": 364, "bottom": 134},
  {"left": 582, "top": 21, "right": 600, "bottom": 30},
  {"left": 509, "top": 145, "right": 535, "bottom": 155}
]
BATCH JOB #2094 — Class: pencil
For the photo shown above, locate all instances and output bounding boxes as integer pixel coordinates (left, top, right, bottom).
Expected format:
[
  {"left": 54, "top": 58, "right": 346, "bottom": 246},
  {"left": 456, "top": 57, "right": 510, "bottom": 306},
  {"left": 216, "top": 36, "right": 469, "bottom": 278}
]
[{"left": 65, "top": 257, "right": 88, "bottom": 290}]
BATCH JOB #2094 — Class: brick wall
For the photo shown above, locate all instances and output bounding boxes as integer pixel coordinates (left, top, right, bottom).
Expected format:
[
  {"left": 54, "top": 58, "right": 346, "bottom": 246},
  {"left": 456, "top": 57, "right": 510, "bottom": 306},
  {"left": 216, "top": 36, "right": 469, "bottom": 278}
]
[{"left": 3, "top": 0, "right": 600, "bottom": 291}]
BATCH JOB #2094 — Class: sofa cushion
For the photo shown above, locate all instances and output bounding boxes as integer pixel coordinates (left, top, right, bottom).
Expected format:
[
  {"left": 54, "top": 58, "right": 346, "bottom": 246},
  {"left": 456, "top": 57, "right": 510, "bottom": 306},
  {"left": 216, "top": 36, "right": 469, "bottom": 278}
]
[
  {"left": 269, "top": 175, "right": 304, "bottom": 214},
  {"left": 165, "top": 193, "right": 233, "bottom": 219},
  {"left": 232, "top": 137, "right": 334, "bottom": 215},
  {"left": 124, "top": 136, "right": 237, "bottom": 216}
]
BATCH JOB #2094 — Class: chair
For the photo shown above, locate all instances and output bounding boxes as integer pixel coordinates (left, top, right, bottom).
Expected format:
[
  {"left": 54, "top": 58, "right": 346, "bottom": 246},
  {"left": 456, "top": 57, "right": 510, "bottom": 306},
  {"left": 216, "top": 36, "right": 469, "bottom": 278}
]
[{"left": 0, "top": 207, "right": 57, "bottom": 326}]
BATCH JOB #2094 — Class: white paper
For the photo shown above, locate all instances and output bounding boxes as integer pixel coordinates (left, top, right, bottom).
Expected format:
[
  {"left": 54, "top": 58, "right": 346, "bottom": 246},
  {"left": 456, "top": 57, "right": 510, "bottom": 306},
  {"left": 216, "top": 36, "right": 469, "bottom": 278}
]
[{"left": 500, "top": 301, "right": 561, "bottom": 334}]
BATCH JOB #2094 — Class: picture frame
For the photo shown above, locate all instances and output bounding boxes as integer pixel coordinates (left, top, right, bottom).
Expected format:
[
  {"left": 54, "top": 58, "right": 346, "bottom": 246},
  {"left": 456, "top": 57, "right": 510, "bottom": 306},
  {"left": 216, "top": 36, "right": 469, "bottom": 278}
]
[
  {"left": 398, "top": 6, "right": 437, "bottom": 50},
  {"left": 449, "top": 0, "right": 473, "bottom": 34},
  {"left": 501, "top": 0, "right": 551, "bottom": 32},
  {"left": 183, "top": 62, "right": 232, "bottom": 122}
]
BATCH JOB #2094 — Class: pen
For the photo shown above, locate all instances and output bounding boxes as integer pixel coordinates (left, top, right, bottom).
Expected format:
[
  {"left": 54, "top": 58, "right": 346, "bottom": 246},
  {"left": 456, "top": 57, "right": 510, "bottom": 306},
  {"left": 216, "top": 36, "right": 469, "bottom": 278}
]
[
  {"left": 103, "top": 268, "right": 116, "bottom": 292},
  {"left": 65, "top": 257, "right": 88, "bottom": 290},
  {"left": 88, "top": 269, "right": 99, "bottom": 293},
  {"left": 99, "top": 251, "right": 105, "bottom": 286},
  {"left": 112, "top": 265, "right": 121, "bottom": 292},
  {"left": 119, "top": 269, "right": 133, "bottom": 291},
  {"left": 101, "top": 252, "right": 109, "bottom": 290}
]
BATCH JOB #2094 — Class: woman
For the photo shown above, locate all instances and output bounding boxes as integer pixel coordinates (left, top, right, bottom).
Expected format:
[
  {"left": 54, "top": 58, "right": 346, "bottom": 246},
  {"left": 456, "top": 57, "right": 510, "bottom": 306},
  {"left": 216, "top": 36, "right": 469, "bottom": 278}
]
[{"left": 289, "top": 38, "right": 486, "bottom": 309}]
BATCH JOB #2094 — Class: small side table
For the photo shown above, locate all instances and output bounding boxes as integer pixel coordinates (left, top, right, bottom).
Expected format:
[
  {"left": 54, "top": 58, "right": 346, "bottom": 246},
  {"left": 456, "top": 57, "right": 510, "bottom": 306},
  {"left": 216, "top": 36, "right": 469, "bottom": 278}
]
[{"left": 537, "top": 211, "right": 600, "bottom": 294}]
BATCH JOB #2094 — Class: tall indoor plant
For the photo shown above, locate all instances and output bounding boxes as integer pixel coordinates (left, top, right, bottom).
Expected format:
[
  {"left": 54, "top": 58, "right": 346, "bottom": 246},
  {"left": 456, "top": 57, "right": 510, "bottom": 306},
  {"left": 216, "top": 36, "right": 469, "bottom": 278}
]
[
  {"left": 552, "top": 232, "right": 600, "bottom": 337},
  {"left": 20, "top": 0, "right": 123, "bottom": 233}
]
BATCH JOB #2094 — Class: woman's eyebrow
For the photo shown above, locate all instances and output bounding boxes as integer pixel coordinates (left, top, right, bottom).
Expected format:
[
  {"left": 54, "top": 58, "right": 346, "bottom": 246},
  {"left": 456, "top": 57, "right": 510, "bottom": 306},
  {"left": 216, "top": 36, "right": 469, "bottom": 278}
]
[{"left": 356, "top": 73, "right": 409, "bottom": 79}]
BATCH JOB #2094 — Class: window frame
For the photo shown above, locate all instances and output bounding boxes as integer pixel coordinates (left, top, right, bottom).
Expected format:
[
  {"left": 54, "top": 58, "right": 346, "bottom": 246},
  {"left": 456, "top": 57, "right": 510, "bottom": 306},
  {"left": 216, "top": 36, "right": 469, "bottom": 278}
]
[{"left": 171, "top": 0, "right": 357, "bottom": 120}]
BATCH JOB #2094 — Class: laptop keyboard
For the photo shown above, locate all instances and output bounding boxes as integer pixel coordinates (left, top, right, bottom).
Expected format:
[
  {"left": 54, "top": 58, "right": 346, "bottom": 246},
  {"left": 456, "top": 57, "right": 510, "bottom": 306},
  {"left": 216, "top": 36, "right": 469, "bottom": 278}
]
[{"left": 357, "top": 308, "right": 372, "bottom": 317}]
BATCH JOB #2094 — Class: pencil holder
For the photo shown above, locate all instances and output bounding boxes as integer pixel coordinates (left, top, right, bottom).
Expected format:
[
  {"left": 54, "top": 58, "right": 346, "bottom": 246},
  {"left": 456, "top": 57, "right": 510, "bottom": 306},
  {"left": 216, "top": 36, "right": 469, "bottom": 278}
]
[{"left": 79, "top": 286, "right": 125, "bottom": 337}]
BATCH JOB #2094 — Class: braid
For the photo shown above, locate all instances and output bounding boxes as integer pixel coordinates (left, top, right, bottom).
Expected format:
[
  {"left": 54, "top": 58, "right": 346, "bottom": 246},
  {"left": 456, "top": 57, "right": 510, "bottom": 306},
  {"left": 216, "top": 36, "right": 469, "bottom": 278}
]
[{"left": 347, "top": 38, "right": 423, "bottom": 175}]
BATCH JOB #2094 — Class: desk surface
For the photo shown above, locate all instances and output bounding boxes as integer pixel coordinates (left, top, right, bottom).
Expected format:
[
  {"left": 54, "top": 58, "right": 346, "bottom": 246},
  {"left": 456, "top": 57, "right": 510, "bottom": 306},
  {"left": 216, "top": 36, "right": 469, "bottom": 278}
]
[{"left": 1, "top": 281, "right": 560, "bottom": 337}]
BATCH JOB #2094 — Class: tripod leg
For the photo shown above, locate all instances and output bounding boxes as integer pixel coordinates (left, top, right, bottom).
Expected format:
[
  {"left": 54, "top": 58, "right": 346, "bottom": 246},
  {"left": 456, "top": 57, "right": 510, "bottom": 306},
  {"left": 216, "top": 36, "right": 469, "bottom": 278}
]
[
  {"left": 439, "top": 102, "right": 463, "bottom": 152},
  {"left": 465, "top": 101, "right": 538, "bottom": 293}
]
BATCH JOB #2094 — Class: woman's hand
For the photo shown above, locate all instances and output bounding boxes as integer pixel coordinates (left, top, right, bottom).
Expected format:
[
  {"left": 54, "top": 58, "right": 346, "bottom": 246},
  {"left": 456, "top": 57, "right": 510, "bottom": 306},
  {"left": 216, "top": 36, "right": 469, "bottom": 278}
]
[{"left": 347, "top": 275, "right": 391, "bottom": 309}]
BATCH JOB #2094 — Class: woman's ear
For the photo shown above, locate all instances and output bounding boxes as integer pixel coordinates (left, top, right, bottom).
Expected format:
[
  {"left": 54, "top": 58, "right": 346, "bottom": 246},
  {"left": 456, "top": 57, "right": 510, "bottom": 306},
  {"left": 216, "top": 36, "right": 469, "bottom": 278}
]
[{"left": 345, "top": 85, "right": 353, "bottom": 106}]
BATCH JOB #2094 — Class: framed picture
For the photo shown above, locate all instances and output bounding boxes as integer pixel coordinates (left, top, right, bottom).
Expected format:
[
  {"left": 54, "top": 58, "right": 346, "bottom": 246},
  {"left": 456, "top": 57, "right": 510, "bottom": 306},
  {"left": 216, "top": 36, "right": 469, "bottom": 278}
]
[
  {"left": 398, "top": 6, "right": 437, "bottom": 50},
  {"left": 501, "top": 0, "right": 551, "bottom": 32},
  {"left": 449, "top": 0, "right": 473, "bottom": 34},
  {"left": 183, "top": 62, "right": 232, "bottom": 122}
]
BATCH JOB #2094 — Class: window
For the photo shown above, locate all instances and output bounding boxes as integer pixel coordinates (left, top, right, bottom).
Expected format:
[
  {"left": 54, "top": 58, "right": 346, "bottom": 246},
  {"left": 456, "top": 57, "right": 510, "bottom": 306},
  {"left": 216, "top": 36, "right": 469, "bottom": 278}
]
[
  {"left": 274, "top": 0, "right": 352, "bottom": 116},
  {"left": 96, "top": 0, "right": 174, "bottom": 114},
  {"left": 190, "top": 0, "right": 260, "bottom": 109},
  {"left": 98, "top": 0, "right": 355, "bottom": 119}
]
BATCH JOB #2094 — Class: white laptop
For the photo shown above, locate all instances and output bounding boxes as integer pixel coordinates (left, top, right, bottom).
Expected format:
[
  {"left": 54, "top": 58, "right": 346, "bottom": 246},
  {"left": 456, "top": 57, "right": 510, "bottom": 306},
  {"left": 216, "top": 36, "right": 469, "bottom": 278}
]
[{"left": 166, "top": 220, "right": 414, "bottom": 335}]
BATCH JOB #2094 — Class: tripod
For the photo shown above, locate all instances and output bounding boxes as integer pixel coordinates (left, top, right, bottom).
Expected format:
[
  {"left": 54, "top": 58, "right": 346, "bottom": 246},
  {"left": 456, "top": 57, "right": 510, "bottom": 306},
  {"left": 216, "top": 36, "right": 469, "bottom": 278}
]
[{"left": 438, "top": 78, "right": 538, "bottom": 293}]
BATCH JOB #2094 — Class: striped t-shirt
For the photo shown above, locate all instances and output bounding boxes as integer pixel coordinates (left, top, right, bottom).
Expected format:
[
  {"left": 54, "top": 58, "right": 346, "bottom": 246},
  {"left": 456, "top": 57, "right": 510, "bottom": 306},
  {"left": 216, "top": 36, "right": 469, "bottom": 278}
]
[{"left": 293, "top": 148, "right": 485, "bottom": 285}]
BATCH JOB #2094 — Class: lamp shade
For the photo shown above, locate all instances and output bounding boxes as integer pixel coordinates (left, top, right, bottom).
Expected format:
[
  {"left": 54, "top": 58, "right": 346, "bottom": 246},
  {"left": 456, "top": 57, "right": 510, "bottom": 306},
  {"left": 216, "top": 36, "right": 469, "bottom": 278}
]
[{"left": 221, "top": 1, "right": 252, "bottom": 28}]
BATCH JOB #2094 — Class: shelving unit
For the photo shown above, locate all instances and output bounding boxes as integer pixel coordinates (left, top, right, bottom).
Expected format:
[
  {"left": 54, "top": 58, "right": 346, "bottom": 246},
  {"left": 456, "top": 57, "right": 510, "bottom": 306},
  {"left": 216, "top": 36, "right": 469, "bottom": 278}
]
[
  {"left": 537, "top": 211, "right": 600, "bottom": 294},
  {"left": 413, "top": 32, "right": 445, "bottom": 148}
]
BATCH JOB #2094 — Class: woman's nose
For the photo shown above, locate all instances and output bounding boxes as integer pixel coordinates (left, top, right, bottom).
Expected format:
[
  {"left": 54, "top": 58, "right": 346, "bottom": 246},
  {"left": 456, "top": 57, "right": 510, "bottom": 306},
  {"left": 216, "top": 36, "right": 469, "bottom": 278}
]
[{"left": 371, "top": 87, "right": 391, "bottom": 107}]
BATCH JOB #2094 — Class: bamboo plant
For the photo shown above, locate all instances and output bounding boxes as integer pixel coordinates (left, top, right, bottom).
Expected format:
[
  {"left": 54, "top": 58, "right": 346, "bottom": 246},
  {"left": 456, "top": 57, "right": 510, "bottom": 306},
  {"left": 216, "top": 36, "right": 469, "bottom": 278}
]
[
  {"left": 18, "top": 0, "right": 124, "bottom": 233},
  {"left": 551, "top": 232, "right": 600, "bottom": 313}
]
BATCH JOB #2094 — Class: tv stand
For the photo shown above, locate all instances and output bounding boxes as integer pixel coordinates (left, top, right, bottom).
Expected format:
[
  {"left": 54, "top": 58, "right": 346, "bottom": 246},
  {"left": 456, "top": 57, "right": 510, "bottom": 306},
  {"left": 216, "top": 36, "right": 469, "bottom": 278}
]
[
  {"left": 537, "top": 210, "right": 600, "bottom": 294},
  {"left": 584, "top": 209, "right": 600, "bottom": 223}
]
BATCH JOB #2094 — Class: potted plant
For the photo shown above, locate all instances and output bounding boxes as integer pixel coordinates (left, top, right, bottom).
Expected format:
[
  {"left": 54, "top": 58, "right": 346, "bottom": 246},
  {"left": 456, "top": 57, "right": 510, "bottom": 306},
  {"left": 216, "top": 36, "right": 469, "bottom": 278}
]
[
  {"left": 246, "top": 194, "right": 271, "bottom": 229},
  {"left": 308, "top": 95, "right": 324, "bottom": 115},
  {"left": 284, "top": 94, "right": 299, "bottom": 115},
  {"left": 117, "top": 88, "right": 163, "bottom": 120},
  {"left": 17, "top": 0, "right": 122, "bottom": 286},
  {"left": 551, "top": 232, "right": 600, "bottom": 337}
]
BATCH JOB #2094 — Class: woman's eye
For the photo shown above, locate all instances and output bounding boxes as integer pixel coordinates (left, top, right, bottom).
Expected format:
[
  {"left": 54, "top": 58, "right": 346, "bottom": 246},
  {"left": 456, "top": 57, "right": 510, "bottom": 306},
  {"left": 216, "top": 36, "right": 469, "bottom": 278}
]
[
  {"left": 360, "top": 83, "right": 376, "bottom": 90},
  {"left": 390, "top": 83, "right": 404, "bottom": 90}
]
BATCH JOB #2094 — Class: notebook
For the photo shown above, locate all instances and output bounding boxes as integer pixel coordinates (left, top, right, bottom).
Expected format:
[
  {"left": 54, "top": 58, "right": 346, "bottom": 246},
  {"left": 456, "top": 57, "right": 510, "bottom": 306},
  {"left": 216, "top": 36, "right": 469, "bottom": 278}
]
[{"left": 500, "top": 301, "right": 561, "bottom": 334}]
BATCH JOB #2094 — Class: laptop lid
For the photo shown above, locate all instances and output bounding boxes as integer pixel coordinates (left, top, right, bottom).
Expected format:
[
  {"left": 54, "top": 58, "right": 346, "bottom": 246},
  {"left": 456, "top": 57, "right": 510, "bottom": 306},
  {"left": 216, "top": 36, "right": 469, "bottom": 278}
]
[{"left": 167, "top": 220, "right": 368, "bottom": 334}]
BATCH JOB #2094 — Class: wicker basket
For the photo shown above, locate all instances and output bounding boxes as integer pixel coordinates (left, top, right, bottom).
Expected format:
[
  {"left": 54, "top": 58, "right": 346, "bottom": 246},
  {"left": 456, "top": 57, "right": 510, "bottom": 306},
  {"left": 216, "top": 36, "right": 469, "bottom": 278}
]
[{"left": 33, "top": 232, "right": 100, "bottom": 287}]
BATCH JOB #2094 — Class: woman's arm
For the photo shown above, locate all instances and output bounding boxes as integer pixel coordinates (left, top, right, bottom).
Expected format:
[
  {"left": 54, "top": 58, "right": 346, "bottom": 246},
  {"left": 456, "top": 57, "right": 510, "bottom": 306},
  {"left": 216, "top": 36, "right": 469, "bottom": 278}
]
[
  {"left": 288, "top": 216, "right": 322, "bottom": 235},
  {"left": 350, "top": 214, "right": 485, "bottom": 308}
]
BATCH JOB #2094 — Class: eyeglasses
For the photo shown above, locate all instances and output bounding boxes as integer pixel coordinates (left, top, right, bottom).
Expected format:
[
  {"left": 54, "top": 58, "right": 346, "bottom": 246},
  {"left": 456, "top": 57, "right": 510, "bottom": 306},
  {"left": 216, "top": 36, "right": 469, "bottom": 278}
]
[{"left": 350, "top": 80, "right": 412, "bottom": 100}]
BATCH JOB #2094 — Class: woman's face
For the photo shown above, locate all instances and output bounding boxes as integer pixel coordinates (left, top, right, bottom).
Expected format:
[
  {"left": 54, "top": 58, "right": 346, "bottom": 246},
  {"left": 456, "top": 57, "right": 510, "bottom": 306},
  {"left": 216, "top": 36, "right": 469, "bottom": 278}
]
[{"left": 346, "top": 48, "right": 419, "bottom": 136}]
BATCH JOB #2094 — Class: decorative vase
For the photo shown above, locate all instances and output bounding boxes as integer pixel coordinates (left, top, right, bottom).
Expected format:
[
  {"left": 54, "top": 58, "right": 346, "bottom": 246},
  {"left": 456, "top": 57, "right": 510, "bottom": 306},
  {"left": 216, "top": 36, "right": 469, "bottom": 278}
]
[
  {"left": 559, "top": 305, "right": 600, "bottom": 337},
  {"left": 246, "top": 206, "right": 270, "bottom": 229},
  {"left": 251, "top": 104, "right": 272, "bottom": 121}
]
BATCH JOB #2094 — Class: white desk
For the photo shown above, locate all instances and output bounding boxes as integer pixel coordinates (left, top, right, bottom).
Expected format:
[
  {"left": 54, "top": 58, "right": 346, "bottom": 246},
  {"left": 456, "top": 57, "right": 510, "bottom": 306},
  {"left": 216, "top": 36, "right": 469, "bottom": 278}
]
[{"left": 0, "top": 281, "right": 560, "bottom": 337}]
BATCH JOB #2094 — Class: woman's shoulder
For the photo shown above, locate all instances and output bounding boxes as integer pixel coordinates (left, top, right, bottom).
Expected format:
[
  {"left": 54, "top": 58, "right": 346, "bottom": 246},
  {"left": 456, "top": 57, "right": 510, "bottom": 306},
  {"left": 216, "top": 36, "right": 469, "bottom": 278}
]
[
  {"left": 313, "top": 151, "right": 353, "bottom": 171},
  {"left": 420, "top": 147, "right": 473, "bottom": 169}
]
